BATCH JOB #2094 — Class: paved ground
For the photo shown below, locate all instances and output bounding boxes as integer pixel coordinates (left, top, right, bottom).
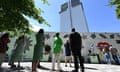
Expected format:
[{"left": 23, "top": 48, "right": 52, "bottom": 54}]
[{"left": 0, "top": 62, "right": 120, "bottom": 72}]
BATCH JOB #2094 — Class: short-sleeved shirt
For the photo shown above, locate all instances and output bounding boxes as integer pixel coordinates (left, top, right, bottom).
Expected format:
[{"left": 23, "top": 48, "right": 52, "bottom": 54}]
[
  {"left": 53, "top": 36, "right": 63, "bottom": 54},
  {"left": 69, "top": 32, "right": 82, "bottom": 52}
]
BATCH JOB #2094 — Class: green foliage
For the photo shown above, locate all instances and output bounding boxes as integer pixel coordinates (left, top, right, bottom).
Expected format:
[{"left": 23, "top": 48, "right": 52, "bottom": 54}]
[
  {"left": 109, "top": 0, "right": 120, "bottom": 19},
  {"left": 41, "top": 0, "right": 50, "bottom": 5},
  {"left": 0, "top": 0, "right": 50, "bottom": 36}
]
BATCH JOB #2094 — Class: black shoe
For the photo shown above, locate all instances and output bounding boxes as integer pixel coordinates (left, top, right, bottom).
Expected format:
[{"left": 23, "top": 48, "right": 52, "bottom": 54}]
[
  {"left": 37, "top": 65, "right": 49, "bottom": 70},
  {"left": 10, "top": 65, "right": 16, "bottom": 69},
  {"left": 65, "top": 65, "right": 67, "bottom": 67},
  {"left": 37, "top": 65, "right": 41, "bottom": 68},
  {"left": 32, "top": 70, "right": 37, "bottom": 72},
  {"left": 51, "top": 69, "right": 56, "bottom": 71},
  {"left": 37, "top": 65, "right": 44, "bottom": 69},
  {"left": 37, "top": 65, "right": 42, "bottom": 69},
  {"left": 81, "top": 69, "right": 85, "bottom": 72},
  {"left": 70, "top": 65, "right": 72, "bottom": 67},
  {"left": 59, "top": 70, "right": 63, "bottom": 72}
]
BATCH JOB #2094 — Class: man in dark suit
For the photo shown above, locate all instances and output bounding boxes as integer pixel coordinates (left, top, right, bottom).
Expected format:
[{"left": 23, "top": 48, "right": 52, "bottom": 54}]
[{"left": 69, "top": 28, "right": 84, "bottom": 72}]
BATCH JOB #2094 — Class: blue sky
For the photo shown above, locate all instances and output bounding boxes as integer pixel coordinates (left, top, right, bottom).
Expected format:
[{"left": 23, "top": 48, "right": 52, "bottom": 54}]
[{"left": 29, "top": 0, "right": 120, "bottom": 32}]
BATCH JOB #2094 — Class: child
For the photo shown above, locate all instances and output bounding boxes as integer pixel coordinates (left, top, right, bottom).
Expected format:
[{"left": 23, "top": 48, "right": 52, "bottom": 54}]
[{"left": 64, "top": 40, "right": 72, "bottom": 67}]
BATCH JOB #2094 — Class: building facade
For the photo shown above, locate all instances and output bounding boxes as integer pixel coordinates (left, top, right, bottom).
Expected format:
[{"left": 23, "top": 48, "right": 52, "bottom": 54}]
[{"left": 59, "top": 0, "right": 89, "bottom": 32}]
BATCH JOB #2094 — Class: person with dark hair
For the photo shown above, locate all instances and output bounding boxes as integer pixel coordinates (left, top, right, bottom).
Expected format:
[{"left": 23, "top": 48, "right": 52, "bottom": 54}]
[
  {"left": 69, "top": 28, "right": 84, "bottom": 72},
  {"left": 64, "top": 40, "right": 72, "bottom": 67},
  {"left": 32, "top": 29, "right": 45, "bottom": 72},
  {"left": 0, "top": 33, "right": 10, "bottom": 67},
  {"left": 8, "top": 35, "right": 25, "bottom": 68},
  {"left": 110, "top": 45, "right": 120, "bottom": 65},
  {"left": 52, "top": 32, "right": 63, "bottom": 71}
]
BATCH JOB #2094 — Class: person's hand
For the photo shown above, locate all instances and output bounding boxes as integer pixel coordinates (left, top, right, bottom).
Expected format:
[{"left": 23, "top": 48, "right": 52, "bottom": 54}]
[{"left": 61, "top": 49, "right": 63, "bottom": 54}]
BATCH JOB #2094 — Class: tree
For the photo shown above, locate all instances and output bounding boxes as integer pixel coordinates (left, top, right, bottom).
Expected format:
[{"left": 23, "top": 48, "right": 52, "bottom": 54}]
[
  {"left": 109, "top": 0, "right": 120, "bottom": 19},
  {"left": 0, "top": 0, "right": 50, "bottom": 35}
]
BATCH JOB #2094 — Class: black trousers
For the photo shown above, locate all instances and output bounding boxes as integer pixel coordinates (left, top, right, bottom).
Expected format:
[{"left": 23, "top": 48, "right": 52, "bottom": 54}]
[{"left": 72, "top": 51, "right": 84, "bottom": 71}]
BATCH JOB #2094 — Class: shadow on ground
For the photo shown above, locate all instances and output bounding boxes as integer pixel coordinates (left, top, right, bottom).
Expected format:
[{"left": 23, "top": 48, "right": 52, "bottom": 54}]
[
  {"left": 0, "top": 65, "right": 98, "bottom": 72},
  {"left": 70, "top": 65, "right": 98, "bottom": 70},
  {"left": 85, "top": 67, "right": 98, "bottom": 70}
]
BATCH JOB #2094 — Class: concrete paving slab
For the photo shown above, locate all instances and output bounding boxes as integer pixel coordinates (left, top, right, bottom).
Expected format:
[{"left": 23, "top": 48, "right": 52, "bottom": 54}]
[{"left": 0, "top": 62, "right": 120, "bottom": 72}]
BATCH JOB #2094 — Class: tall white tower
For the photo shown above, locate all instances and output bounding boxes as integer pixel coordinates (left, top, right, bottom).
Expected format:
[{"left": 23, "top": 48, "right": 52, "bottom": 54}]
[{"left": 59, "top": 0, "right": 89, "bottom": 32}]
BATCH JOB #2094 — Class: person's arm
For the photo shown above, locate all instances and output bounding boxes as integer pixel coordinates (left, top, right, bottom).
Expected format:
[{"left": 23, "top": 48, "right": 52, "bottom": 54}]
[
  {"left": 14, "top": 39, "right": 18, "bottom": 49},
  {"left": 69, "top": 34, "right": 73, "bottom": 55},
  {"left": 23, "top": 38, "right": 26, "bottom": 48},
  {"left": 80, "top": 36, "right": 82, "bottom": 48},
  {"left": 69, "top": 34, "right": 72, "bottom": 48}
]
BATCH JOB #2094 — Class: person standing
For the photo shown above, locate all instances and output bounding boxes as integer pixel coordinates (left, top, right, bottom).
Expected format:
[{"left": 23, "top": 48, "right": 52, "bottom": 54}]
[
  {"left": 32, "top": 29, "right": 45, "bottom": 72},
  {"left": 69, "top": 28, "right": 84, "bottom": 72},
  {"left": 52, "top": 33, "right": 63, "bottom": 71},
  {"left": 8, "top": 35, "right": 25, "bottom": 68},
  {"left": 110, "top": 46, "right": 120, "bottom": 65},
  {"left": 64, "top": 40, "right": 72, "bottom": 67},
  {"left": 103, "top": 46, "right": 111, "bottom": 64},
  {"left": 0, "top": 33, "right": 10, "bottom": 67}
]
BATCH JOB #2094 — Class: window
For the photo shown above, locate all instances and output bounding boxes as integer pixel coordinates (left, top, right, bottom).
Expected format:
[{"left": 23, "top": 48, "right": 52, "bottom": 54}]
[
  {"left": 99, "top": 34, "right": 107, "bottom": 39},
  {"left": 71, "top": 0, "right": 80, "bottom": 7},
  {"left": 116, "top": 40, "right": 120, "bottom": 44},
  {"left": 110, "top": 34, "right": 114, "bottom": 39},
  {"left": 61, "top": 2, "right": 68, "bottom": 12},
  {"left": 90, "top": 34, "right": 96, "bottom": 39},
  {"left": 117, "top": 34, "right": 120, "bottom": 38}
]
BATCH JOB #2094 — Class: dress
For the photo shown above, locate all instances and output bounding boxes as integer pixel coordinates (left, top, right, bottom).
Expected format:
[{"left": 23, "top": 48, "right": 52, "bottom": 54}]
[
  {"left": 33, "top": 33, "right": 45, "bottom": 61},
  {"left": 10, "top": 38, "right": 25, "bottom": 61}
]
